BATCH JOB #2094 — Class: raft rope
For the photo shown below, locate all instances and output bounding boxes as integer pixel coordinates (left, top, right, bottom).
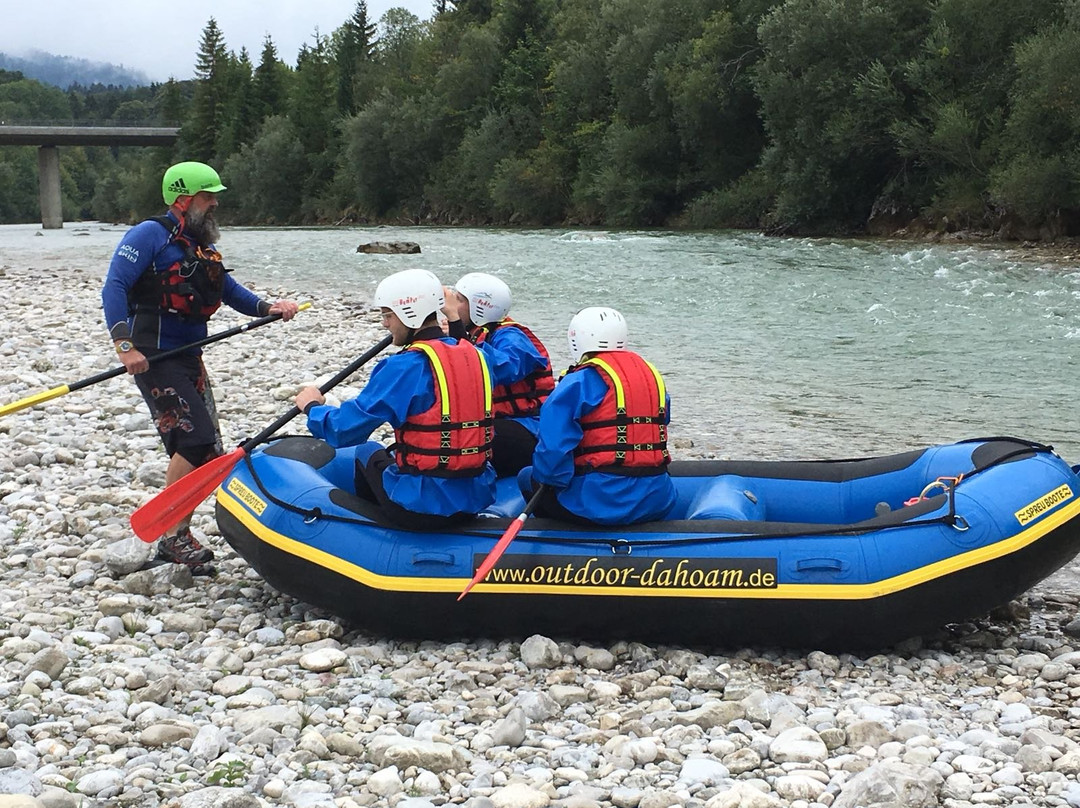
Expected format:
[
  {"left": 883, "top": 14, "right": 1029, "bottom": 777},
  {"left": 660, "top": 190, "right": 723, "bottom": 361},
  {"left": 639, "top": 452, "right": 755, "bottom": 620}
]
[{"left": 234, "top": 438, "right": 1057, "bottom": 553}]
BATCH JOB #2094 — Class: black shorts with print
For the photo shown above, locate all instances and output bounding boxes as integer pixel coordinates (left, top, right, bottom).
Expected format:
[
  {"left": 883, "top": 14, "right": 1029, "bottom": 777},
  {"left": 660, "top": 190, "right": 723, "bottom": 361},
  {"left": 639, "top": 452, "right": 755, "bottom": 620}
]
[{"left": 133, "top": 351, "right": 223, "bottom": 466}]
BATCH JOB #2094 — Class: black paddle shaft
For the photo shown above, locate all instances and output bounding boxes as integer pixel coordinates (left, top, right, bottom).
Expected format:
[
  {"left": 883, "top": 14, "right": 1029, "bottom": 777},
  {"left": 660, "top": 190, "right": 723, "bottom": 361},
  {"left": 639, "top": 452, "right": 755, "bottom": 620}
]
[
  {"left": 69, "top": 309, "right": 297, "bottom": 394},
  {"left": 240, "top": 334, "right": 394, "bottom": 452}
]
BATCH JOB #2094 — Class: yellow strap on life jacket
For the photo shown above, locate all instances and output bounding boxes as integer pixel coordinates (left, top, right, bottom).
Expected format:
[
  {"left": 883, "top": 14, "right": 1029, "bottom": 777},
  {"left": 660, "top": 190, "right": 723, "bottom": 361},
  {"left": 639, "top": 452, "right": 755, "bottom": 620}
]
[
  {"left": 643, "top": 359, "right": 667, "bottom": 413},
  {"left": 478, "top": 348, "right": 493, "bottom": 415},
  {"left": 583, "top": 356, "right": 626, "bottom": 409},
  {"left": 410, "top": 341, "right": 494, "bottom": 418},
  {"left": 583, "top": 355, "right": 666, "bottom": 414},
  {"left": 410, "top": 342, "right": 451, "bottom": 419}
]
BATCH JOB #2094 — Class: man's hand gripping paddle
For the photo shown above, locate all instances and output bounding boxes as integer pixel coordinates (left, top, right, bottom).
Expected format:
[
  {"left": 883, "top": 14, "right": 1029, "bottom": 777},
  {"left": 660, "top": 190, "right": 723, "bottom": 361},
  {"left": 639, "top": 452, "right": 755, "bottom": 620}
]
[{"left": 129, "top": 334, "right": 394, "bottom": 542}]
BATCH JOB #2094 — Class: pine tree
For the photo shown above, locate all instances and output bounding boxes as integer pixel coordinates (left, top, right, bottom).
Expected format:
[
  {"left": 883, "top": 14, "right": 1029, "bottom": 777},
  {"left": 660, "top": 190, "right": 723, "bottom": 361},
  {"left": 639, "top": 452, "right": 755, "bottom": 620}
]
[
  {"left": 336, "top": 1, "right": 379, "bottom": 115},
  {"left": 252, "top": 35, "right": 292, "bottom": 126},
  {"left": 291, "top": 31, "right": 337, "bottom": 195},
  {"left": 154, "top": 79, "right": 186, "bottom": 126},
  {"left": 216, "top": 48, "right": 257, "bottom": 157},
  {"left": 183, "top": 17, "right": 230, "bottom": 162}
]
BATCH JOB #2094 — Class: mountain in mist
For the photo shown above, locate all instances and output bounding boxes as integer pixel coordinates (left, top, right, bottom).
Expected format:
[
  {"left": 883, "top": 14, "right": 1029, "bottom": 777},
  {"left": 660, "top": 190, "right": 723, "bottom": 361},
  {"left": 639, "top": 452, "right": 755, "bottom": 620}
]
[{"left": 0, "top": 49, "right": 152, "bottom": 88}]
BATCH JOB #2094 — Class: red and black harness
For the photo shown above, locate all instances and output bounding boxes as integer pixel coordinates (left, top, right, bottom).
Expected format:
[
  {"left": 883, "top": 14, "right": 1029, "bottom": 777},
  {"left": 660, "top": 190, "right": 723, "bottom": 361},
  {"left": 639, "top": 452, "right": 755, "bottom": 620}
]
[
  {"left": 392, "top": 331, "right": 496, "bottom": 478},
  {"left": 472, "top": 318, "right": 555, "bottom": 417},
  {"left": 129, "top": 216, "right": 228, "bottom": 321},
  {"left": 572, "top": 351, "right": 670, "bottom": 476}
]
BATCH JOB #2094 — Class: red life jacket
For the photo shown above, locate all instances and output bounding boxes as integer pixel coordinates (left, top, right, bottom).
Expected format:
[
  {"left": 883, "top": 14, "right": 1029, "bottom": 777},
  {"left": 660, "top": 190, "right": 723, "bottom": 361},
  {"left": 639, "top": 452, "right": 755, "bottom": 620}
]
[
  {"left": 571, "top": 351, "right": 670, "bottom": 475},
  {"left": 129, "top": 216, "right": 228, "bottom": 321},
  {"left": 394, "top": 338, "right": 495, "bottom": 478},
  {"left": 472, "top": 318, "right": 555, "bottom": 417}
]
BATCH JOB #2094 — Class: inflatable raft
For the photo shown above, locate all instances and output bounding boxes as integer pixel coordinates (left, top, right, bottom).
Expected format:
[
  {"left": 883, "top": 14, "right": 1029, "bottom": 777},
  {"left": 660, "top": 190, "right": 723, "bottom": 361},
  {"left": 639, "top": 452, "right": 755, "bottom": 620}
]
[{"left": 214, "top": 436, "right": 1080, "bottom": 648}]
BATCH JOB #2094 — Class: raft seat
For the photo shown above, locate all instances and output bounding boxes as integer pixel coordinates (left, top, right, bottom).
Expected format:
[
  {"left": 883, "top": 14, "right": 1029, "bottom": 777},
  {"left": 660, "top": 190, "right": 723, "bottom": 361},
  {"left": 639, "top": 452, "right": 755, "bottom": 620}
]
[
  {"left": 482, "top": 475, "right": 768, "bottom": 522},
  {"left": 678, "top": 475, "right": 766, "bottom": 521}
]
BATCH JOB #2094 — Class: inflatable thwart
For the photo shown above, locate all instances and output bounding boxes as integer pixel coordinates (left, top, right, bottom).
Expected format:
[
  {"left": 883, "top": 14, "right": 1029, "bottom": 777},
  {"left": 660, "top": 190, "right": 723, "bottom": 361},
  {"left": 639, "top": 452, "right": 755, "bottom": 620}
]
[{"left": 214, "top": 436, "right": 1080, "bottom": 649}]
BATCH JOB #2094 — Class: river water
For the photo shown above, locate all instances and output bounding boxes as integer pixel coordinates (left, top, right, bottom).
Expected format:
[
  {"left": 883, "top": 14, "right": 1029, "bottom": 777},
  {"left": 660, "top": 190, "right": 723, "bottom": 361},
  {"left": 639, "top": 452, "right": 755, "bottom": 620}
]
[{"left": 4, "top": 222, "right": 1079, "bottom": 464}]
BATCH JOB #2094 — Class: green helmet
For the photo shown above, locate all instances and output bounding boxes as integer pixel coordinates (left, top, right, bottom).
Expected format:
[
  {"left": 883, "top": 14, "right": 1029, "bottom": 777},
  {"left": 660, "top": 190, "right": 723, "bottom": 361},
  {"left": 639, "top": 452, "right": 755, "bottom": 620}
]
[{"left": 162, "top": 161, "right": 227, "bottom": 205}]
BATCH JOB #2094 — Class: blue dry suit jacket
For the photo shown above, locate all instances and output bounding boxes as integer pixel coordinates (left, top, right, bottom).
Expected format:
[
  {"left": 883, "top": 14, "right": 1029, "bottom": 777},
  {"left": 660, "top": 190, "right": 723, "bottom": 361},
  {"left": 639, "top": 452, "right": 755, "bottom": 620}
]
[
  {"left": 472, "top": 324, "right": 549, "bottom": 437},
  {"left": 529, "top": 364, "right": 677, "bottom": 525},
  {"left": 101, "top": 211, "right": 266, "bottom": 352},
  {"left": 305, "top": 337, "right": 513, "bottom": 517}
]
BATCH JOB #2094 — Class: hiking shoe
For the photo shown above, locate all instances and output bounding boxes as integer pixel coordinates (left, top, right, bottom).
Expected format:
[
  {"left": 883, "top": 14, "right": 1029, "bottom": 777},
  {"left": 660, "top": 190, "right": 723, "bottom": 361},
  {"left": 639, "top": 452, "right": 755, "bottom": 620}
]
[
  {"left": 156, "top": 529, "right": 215, "bottom": 565},
  {"left": 139, "top": 557, "right": 217, "bottom": 577}
]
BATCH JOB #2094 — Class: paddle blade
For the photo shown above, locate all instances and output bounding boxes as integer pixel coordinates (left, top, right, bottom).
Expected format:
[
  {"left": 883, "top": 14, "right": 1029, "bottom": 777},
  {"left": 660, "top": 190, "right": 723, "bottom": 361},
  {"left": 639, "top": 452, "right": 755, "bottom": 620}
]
[
  {"left": 130, "top": 446, "right": 248, "bottom": 542},
  {"left": 0, "top": 385, "right": 71, "bottom": 418},
  {"left": 458, "top": 517, "right": 526, "bottom": 601}
]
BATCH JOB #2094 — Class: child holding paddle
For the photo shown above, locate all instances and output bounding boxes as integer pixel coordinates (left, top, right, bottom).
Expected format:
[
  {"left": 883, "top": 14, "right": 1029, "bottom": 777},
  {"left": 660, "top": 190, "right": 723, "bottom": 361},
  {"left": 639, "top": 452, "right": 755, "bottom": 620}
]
[
  {"left": 293, "top": 269, "right": 503, "bottom": 529},
  {"left": 518, "top": 307, "right": 676, "bottom": 525}
]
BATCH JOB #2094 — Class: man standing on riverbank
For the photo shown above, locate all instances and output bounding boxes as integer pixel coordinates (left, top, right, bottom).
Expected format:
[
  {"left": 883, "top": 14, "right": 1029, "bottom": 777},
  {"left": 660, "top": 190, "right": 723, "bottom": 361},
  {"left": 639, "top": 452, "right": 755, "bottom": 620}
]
[{"left": 101, "top": 161, "right": 298, "bottom": 574}]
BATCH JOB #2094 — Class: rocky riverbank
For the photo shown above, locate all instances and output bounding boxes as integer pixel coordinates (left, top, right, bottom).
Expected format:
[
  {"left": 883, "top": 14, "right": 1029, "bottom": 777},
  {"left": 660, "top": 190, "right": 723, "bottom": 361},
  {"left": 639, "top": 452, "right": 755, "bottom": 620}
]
[{"left": 3, "top": 253, "right": 1080, "bottom": 808}]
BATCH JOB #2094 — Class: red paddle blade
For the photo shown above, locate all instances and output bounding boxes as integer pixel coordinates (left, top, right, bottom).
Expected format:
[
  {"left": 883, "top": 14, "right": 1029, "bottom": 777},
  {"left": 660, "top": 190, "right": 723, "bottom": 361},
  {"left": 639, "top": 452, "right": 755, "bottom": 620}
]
[
  {"left": 458, "top": 517, "right": 525, "bottom": 600},
  {"left": 130, "top": 447, "right": 248, "bottom": 542}
]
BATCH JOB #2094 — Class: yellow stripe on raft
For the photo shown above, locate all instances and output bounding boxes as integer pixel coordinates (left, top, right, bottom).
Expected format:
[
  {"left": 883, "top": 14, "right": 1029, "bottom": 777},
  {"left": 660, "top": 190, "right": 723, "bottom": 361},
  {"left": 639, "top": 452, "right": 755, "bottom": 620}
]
[{"left": 216, "top": 486, "right": 1080, "bottom": 600}]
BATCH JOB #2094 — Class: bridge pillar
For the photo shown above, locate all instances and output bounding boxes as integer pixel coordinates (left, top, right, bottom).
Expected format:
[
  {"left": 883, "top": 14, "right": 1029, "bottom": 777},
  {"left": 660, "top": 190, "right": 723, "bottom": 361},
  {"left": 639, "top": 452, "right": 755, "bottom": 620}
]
[{"left": 37, "top": 145, "right": 63, "bottom": 229}]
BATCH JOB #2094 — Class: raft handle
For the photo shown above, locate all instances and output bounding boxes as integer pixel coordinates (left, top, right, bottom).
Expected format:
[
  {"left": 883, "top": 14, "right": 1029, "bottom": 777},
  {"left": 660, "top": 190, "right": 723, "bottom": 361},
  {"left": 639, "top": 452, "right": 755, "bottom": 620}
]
[
  {"left": 412, "top": 552, "right": 457, "bottom": 566},
  {"left": 795, "top": 558, "right": 844, "bottom": 573}
]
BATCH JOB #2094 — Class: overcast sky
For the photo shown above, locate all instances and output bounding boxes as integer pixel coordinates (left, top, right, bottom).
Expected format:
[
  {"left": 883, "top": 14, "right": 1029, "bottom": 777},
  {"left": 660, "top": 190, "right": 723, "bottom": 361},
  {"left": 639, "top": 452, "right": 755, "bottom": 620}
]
[{"left": 0, "top": 1, "right": 434, "bottom": 83}]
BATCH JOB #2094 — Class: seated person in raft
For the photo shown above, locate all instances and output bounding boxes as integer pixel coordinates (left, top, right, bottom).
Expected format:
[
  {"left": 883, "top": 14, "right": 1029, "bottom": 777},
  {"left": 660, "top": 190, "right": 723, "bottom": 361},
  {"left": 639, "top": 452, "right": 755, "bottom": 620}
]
[
  {"left": 518, "top": 306, "right": 676, "bottom": 526},
  {"left": 293, "top": 269, "right": 504, "bottom": 530},
  {"left": 442, "top": 272, "right": 555, "bottom": 478}
]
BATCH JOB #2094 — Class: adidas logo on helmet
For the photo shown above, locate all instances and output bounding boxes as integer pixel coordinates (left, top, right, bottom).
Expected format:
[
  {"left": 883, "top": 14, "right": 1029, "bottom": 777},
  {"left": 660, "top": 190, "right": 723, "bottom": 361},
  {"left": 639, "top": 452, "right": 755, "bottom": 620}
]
[{"left": 167, "top": 177, "right": 188, "bottom": 195}]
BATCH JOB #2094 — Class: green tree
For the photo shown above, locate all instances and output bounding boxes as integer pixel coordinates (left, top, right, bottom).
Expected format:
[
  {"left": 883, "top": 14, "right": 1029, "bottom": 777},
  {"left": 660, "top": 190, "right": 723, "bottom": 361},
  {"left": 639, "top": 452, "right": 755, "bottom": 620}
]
[
  {"left": 582, "top": 0, "right": 714, "bottom": 224},
  {"left": 431, "top": 26, "right": 501, "bottom": 126},
  {"left": 216, "top": 49, "right": 257, "bottom": 157},
  {"left": 378, "top": 8, "right": 427, "bottom": 95},
  {"left": 752, "top": 0, "right": 928, "bottom": 232},
  {"left": 335, "top": 1, "right": 379, "bottom": 115},
  {"left": 154, "top": 79, "right": 188, "bottom": 126},
  {"left": 894, "top": 0, "right": 1059, "bottom": 229},
  {"left": 0, "top": 148, "right": 39, "bottom": 223},
  {"left": 291, "top": 33, "right": 337, "bottom": 156},
  {"left": 664, "top": 2, "right": 768, "bottom": 210},
  {"left": 252, "top": 36, "right": 293, "bottom": 126},
  {"left": 340, "top": 91, "right": 442, "bottom": 216},
  {"left": 222, "top": 116, "right": 309, "bottom": 223},
  {"left": 991, "top": 12, "right": 1080, "bottom": 230},
  {"left": 182, "top": 17, "right": 230, "bottom": 161},
  {"left": 111, "top": 99, "right": 152, "bottom": 123},
  {"left": 489, "top": 141, "right": 570, "bottom": 224},
  {"left": 0, "top": 76, "right": 72, "bottom": 121}
]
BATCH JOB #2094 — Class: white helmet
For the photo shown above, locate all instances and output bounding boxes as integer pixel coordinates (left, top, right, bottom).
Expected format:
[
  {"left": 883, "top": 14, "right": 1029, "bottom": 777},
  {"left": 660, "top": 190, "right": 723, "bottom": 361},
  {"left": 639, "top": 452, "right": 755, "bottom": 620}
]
[
  {"left": 373, "top": 269, "right": 444, "bottom": 329},
  {"left": 454, "top": 272, "right": 512, "bottom": 326},
  {"left": 567, "top": 306, "right": 628, "bottom": 362}
]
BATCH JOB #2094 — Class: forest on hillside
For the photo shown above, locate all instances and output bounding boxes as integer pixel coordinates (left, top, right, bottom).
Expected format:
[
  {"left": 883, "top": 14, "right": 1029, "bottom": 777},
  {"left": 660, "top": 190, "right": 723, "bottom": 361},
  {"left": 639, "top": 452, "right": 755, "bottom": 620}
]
[{"left": 1, "top": 0, "right": 1079, "bottom": 238}]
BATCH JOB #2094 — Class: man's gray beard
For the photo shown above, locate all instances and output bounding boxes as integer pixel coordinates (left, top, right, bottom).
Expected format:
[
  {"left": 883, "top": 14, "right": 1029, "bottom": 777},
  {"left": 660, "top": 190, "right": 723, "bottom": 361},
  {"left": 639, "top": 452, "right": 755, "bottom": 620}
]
[{"left": 185, "top": 207, "right": 221, "bottom": 247}]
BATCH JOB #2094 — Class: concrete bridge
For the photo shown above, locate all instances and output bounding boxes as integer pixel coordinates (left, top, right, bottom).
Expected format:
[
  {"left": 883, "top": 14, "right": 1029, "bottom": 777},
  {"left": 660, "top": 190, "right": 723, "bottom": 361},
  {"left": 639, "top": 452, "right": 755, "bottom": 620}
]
[{"left": 0, "top": 124, "right": 180, "bottom": 229}]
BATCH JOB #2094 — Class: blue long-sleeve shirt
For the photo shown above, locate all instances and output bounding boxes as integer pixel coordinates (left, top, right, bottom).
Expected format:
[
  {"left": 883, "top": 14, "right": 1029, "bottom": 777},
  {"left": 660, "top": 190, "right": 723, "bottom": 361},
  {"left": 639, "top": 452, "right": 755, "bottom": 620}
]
[
  {"left": 305, "top": 338, "right": 499, "bottom": 516},
  {"left": 473, "top": 324, "right": 549, "bottom": 437},
  {"left": 531, "top": 363, "right": 676, "bottom": 524},
  {"left": 102, "top": 212, "right": 266, "bottom": 351}
]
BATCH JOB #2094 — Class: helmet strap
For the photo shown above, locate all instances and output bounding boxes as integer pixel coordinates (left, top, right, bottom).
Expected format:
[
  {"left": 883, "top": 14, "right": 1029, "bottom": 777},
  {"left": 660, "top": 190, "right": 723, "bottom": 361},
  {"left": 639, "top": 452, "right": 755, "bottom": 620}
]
[{"left": 171, "top": 196, "right": 193, "bottom": 220}]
